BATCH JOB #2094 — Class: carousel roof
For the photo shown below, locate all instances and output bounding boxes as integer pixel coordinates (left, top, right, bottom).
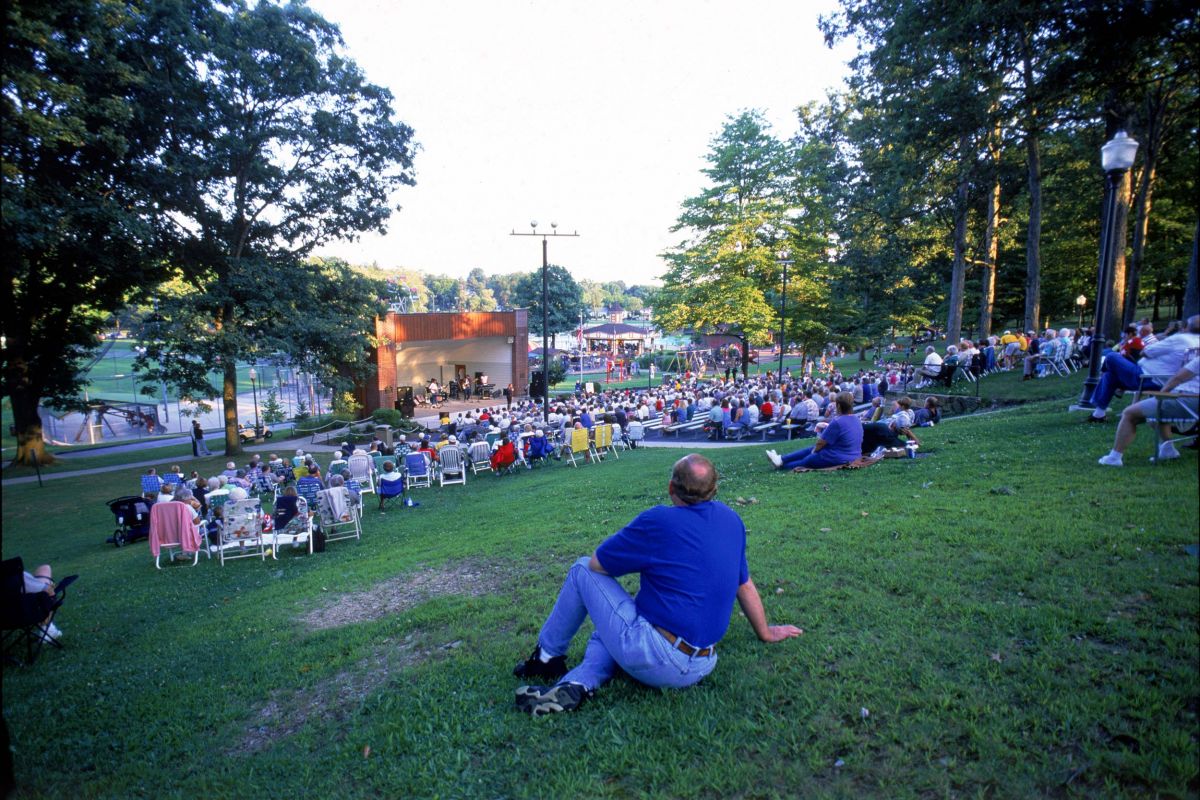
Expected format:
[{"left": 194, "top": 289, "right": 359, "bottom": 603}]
[{"left": 581, "top": 323, "right": 650, "bottom": 337}]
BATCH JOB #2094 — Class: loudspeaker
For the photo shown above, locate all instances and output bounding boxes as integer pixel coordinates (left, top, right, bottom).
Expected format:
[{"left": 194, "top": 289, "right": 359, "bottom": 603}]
[{"left": 530, "top": 371, "right": 546, "bottom": 396}]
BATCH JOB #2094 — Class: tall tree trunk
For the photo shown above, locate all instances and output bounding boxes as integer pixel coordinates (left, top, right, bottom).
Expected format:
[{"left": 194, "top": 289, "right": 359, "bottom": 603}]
[
  {"left": 1184, "top": 217, "right": 1199, "bottom": 319},
  {"left": 1021, "top": 33, "right": 1042, "bottom": 334},
  {"left": 1153, "top": 276, "right": 1162, "bottom": 321},
  {"left": 979, "top": 126, "right": 1002, "bottom": 339},
  {"left": 946, "top": 138, "right": 970, "bottom": 345},
  {"left": 1105, "top": 170, "right": 1133, "bottom": 336},
  {"left": 222, "top": 360, "right": 241, "bottom": 456},
  {"left": 9, "top": 383, "right": 55, "bottom": 466},
  {"left": 1124, "top": 82, "right": 1173, "bottom": 326}
]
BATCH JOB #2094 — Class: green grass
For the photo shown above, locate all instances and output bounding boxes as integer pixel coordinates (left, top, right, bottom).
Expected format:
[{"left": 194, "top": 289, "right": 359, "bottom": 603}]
[{"left": 2, "top": 392, "right": 1197, "bottom": 798}]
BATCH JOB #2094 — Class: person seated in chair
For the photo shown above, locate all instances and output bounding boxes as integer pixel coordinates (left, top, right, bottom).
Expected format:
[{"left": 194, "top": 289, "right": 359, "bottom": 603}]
[
  {"left": 766, "top": 393, "right": 863, "bottom": 471},
  {"left": 1098, "top": 356, "right": 1198, "bottom": 466},
  {"left": 296, "top": 466, "right": 325, "bottom": 496},
  {"left": 490, "top": 433, "right": 518, "bottom": 474},
  {"left": 21, "top": 563, "right": 63, "bottom": 641},
  {"left": 417, "top": 434, "right": 439, "bottom": 463},
  {"left": 917, "top": 346, "right": 943, "bottom": 385},
  {"left": 1086, "top": 315, "right": 1200, "bottom": 423},
  {"left": 221, "top": 461, "right": 239, "bottom": 479},
  {"left": 525, "top": 429, "right": 554, "bottom": 465}
]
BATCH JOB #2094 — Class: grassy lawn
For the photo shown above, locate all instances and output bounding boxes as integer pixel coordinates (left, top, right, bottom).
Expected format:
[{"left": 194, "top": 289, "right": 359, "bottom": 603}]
[{"left": 2, "top": 391, "right": 1197, "bottom": 797}]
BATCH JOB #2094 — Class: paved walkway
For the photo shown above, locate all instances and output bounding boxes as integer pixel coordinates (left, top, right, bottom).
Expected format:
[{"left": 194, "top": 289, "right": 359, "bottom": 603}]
[{"left": 1, "top": 424, "right": 764, "bottom": 487}]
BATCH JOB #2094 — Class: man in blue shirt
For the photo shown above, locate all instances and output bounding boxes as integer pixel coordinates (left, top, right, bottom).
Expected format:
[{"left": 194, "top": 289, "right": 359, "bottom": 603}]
[{"left": 513, "top": 454, "right": 802, "bottom": 716}]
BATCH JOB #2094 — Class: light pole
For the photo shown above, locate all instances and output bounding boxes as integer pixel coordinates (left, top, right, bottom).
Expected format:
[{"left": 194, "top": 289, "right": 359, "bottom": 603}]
[
  {"left": 1077, "top": 130, "right": 1138, "bottom": 409},
  {"left": 777, "top": 250, "right": 794, "bottom": 379},
  {"left": 1075, "top": 294, "right": 1087, "bottom": 329},
  {"left": 249, "top": 367, "right": 260, "bottom": 436},
  {"left": 511, "top": 221, "right": 580, "bottom": 422}
]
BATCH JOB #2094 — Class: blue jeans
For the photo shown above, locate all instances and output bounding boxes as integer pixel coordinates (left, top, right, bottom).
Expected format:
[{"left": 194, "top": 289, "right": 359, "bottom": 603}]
[
  {"left": 779, "top": 446, "right": 847, "bottom": 469},
  {"left": 1090, "top": 351, "right": 1158, "bottom": 410},
  {"left": 537, "top": 557, "right": 717, "bottom": 691}
]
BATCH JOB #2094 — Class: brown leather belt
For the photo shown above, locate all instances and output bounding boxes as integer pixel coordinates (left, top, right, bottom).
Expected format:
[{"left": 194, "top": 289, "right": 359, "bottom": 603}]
[{"left": 655, "top": 625, "right": 714, "bottom": 658}]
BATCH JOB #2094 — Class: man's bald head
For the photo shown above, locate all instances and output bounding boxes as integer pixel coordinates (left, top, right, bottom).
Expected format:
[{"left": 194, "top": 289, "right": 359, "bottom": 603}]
[{"left": 670, "top": 454, "right": 718, "bottom": 505}]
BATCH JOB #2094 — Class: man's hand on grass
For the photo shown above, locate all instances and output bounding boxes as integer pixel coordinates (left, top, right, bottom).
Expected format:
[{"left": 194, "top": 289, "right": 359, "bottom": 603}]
[{"left": 761, "top": 624, "right": 803, "bottom": 642}]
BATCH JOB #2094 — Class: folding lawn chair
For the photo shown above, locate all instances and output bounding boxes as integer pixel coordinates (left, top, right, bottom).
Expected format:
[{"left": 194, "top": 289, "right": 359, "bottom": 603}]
[
  {"left": 626, "top": 422, "right": 645, "bottom": 449},
  {"left": 562, "top": 427, "right": 591, "bottom": 467},
  {"left": 438, "top": 446, "right": 467, "bottom": 487},
  {"left": 316, "top": 487, "right": 361, "bottom": 544},
  {"left": 149, "top": 502, "right": 205, "bottom": 569},
  {"left": 271, "top": 496, "right": 313, "bottom": 555},
  {"left": 468, "top": 441, "right": 492, "bottom": 476},
  {"left": 378, "top": 475, "right": 406, "bottom": 511},
  {"left": 404, "top": 452, "right": 432, "bottom": 490},
  {"left": 216, "top": 498, "right": 268, "bottom": 566},
  {"left": 348, "top": 453, "right": 376, "bottom": 495},
  {"left": 1, "top": 557, "right": 79, "bottom": 666}
]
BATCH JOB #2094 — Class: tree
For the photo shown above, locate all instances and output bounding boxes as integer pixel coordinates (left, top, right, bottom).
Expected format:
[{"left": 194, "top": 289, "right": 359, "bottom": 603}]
[
  {"left": 139, "top": 1, "right": 416, "bottom": 455},
  {"left": 658, "top": 109, "right": 850, "bottom": 376},
  {"left": 512, "top": 265, "right": 584, "bottom": 348},
  {"left": 1, "top": 0, "right": 183, "bottom": 465}
]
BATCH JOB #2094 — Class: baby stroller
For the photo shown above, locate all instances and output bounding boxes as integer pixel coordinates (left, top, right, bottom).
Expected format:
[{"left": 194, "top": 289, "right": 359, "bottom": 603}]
[{"left": 105, "top": 495, "right": 153, "bottom": 547}]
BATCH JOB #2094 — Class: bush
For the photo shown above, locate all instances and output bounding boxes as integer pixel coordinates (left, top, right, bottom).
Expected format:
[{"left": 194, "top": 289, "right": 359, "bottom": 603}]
[
  {"left": 371, "top": 408, "right": 404, "bottom": 427},
  {"left": 332, "top": 390, "right": 362, "bottom": 419}
]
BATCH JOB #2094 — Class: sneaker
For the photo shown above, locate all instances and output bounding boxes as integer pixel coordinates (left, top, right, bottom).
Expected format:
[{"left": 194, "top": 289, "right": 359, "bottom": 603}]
[
  {"left": 512, "top": 646, "right": 569, "bottom": 682},
  {"left": 765, "top": 451, "right": 783, "bottom": 468},
  {"left": 1098, "top": 453, "right": 1123, "bottom": 467},
  {"left": 515, "top": 682, "right": 593, "bottom": 717},
  {"left": 1154, "top": 443, "right": 1180, "bottom": 462}
]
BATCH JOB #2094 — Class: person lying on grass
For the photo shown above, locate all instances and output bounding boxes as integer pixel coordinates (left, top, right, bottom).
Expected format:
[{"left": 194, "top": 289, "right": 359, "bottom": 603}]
[
  {"left": 1098, "top": 356, "right": 1198, "bottom": 467},
  {"left": 860, "top": 396, "right": 920, "bottom": 457},
  {"left": 765, "top": 392, "right": 863, "bottom": 471},
  {"left": 512, "top": 453, "right": 802, "bottom": 717}
]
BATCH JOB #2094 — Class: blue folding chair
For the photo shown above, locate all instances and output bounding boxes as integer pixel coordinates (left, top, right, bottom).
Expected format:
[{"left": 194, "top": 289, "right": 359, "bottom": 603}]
[{"left": 378, "top": 476, "right": 406, "bottom": 511}]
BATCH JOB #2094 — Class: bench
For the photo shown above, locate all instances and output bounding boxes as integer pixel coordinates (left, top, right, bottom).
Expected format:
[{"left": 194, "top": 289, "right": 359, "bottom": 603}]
[
  {"left": 752, "top": 422, "right": 779, "bottom": 440},
  {"left": 663, "top": 419, "right": 706, "bottom": 438}
]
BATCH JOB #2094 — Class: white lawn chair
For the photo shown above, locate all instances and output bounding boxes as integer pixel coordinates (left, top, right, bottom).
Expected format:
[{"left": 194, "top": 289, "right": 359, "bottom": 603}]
[
  {"left": 468, "top": 441, "right": 492, "bottom": 475},
  {"left": 626, "top": 422, "right": 645, "bottom": 449},
  {"left": 316, "top": 487, "right": 361, "bottom": 544},
  {"left": 347, "top": 453, "right": 376, "bottom": 495},
  {"left": 271, "top": 496, "right": 313, "bottom": 555},
  {"left": 439, "top": 446, "right": 467, "bottom": 487},
  {"left": 217, "top": 498, "right": 268, "bottom": 566}
]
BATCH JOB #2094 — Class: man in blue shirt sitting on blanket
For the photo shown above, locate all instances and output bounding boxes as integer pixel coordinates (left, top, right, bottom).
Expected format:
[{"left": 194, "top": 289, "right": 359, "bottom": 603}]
[{"left": 512, "top": 453, "right": 803, "bottom": 716}]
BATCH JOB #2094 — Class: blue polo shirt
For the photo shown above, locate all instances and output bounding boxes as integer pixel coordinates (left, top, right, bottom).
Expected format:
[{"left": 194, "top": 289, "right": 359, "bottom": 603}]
[
  {"left": 596, "top": 501, "right": 749, "bottom": 648},
  {"left": 818, "top": 414, "right": 863, "bottom": 463}
]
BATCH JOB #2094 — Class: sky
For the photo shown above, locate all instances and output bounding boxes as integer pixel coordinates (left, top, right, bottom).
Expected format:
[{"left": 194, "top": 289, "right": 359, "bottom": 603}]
[{"left": 307, "top": 0, "right": 858, "bottom": 286}]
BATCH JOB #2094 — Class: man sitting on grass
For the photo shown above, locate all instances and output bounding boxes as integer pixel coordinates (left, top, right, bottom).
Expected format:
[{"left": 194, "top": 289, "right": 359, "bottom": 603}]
[
  {"left": 1098, "top": 356, "right": 1198, "bottom": 466},
  {"left": 511, "top": 454, "right": 802, "bottom": 717}
]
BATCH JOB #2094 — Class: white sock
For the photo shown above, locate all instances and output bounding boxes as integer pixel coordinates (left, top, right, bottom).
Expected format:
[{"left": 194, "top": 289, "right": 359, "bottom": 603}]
[
  {"left": 1091, "top": 409, "right": 1106, "bottom": 419},
  {"left": 1159, "top": 442, "right": 1179, "bottom": 456},
  {"left": 537, "top": 648, "right": 552, "bottom": 663},
  {"left": 1108, "top": 450, "right": 1123, "bottom": 461}
]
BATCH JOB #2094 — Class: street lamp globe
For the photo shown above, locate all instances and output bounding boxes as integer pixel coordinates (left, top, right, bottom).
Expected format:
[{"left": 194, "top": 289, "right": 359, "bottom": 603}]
[
  {"left": 1075, "top": 294, "right": 1086, "bottom": 308},
  {"left": 249, "top": 367, "right": 257, "bottom": 382},
  {"left": 1101, "top": 130, "right": 1139, "bottom": 172}
]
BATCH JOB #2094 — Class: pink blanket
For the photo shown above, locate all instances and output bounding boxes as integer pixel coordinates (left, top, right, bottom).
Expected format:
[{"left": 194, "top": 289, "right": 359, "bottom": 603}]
[{"left": 149, "top": 502, "right": 202, "bottom": 557}]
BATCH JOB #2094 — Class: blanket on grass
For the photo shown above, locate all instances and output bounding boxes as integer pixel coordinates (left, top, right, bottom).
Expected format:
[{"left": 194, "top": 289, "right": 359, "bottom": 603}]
[{"left": 791, "top": 455, "right": 883, "bottom": 473}]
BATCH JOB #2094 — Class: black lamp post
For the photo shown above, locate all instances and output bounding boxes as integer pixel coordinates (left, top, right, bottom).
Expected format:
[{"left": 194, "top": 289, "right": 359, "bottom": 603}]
[
  {"left": 1077, "top": 130, "right": 1139, "bottom": 409},
  {"left": 511, "top": 221, "right": 579, "bottom": 422},
  {"left": 249, "top": 367, "right": 260, "bottom": 436},
  {"left": 777, "top": 251, "right": 794, "bottom": 379}
]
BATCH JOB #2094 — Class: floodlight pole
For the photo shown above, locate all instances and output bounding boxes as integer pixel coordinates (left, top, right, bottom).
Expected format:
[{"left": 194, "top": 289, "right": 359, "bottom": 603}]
[
  {"left": 511, "top": 222, "right": 580, "bottom": 422},
  {"left": 777, "top": 254, "right": 794, "bottom": 379}
]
